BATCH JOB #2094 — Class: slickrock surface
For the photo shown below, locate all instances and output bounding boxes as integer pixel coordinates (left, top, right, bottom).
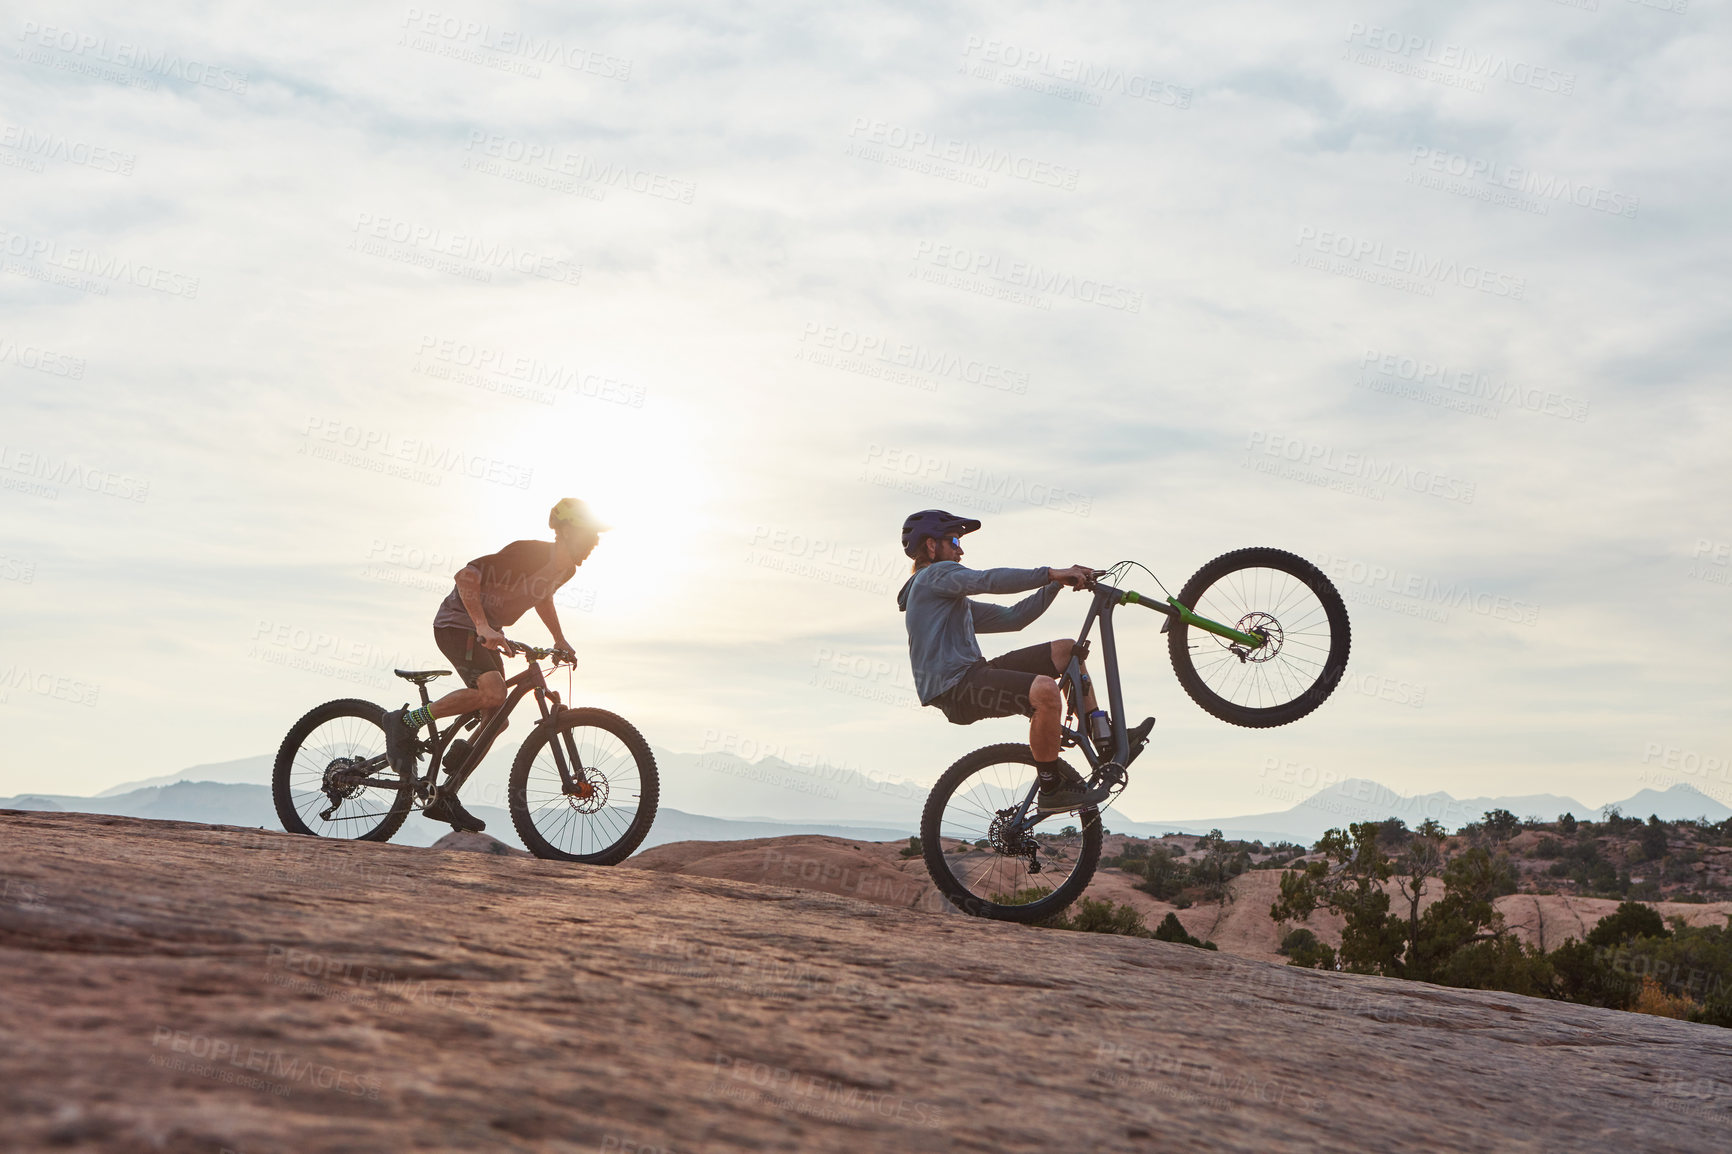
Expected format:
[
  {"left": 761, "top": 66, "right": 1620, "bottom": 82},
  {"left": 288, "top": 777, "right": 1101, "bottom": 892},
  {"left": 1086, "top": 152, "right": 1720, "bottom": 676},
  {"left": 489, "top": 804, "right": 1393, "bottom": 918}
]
[
  {"left": 3, "top": 811, "right": 1729, "bottom": 1153},
  {"left": 631, "top": 837, "right": 1732, "bottom": 964}
]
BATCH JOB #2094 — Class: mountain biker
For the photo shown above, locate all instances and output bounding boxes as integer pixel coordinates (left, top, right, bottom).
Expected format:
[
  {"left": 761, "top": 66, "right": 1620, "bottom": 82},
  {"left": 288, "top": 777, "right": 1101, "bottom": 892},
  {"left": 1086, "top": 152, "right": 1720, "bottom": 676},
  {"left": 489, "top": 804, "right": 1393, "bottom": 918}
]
[
  {"left": 382, "top": 498, "right": 608, "bottom": 832},
  {"left": 896, "top": 509, "right": 1125, "bottom": 814}
]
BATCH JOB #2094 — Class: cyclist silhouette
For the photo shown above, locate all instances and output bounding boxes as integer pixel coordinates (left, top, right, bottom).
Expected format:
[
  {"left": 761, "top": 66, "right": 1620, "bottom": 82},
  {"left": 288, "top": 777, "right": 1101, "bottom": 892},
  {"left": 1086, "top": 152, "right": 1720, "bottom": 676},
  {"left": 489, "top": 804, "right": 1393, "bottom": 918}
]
[{"left": 383, "top": 498, "right": 608, "bottom": 831}]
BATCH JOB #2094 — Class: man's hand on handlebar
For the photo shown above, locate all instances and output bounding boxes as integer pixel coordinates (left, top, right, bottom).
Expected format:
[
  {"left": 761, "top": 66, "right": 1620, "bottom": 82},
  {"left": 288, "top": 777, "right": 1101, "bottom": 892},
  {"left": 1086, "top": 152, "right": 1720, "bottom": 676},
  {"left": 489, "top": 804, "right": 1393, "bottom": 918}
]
[
  {"left": 1050, "top": 565, "right": 1100, "bottom": 591},
  {"left": 476, "top": 625, "right": 512, "bottom": 654},
  {"left": 551, "top": 646, "right": 577, "bottom": 667}
]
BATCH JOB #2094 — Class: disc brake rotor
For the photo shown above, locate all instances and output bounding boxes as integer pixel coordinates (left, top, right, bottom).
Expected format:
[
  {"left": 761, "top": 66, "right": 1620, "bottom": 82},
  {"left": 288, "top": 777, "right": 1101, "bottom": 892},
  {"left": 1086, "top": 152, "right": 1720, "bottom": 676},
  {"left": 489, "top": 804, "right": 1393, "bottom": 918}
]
[
  {"left": 1237, "top": 612, "right": 1283, "bottom": 663},
  {"left": 565, "top": 771, "right": 609, "bottom": 814}
]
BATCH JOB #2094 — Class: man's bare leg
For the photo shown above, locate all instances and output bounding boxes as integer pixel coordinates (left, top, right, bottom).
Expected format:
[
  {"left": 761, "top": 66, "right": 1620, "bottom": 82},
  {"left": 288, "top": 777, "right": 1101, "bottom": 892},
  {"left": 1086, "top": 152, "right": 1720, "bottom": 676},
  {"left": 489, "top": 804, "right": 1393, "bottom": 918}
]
[
  {"left": 1048, "top": 639, "right": 1099, "bottom": 714},
  {"left": 427, "top": 670, "right": 506, "bottom": 721},
  {"left": 1028, "top": 676, "right": 1065, "bottom": 762},
  {"left": 1032, "top": 645, "right": 1116, "bottom": 811}
]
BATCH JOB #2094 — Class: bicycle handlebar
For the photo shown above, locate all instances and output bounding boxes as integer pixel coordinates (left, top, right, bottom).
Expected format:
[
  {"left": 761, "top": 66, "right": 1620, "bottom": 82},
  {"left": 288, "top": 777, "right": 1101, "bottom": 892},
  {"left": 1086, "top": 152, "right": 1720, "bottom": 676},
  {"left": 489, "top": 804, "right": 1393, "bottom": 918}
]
[{"left": 499, "top": 638, "right": 576, "bottom": 666}]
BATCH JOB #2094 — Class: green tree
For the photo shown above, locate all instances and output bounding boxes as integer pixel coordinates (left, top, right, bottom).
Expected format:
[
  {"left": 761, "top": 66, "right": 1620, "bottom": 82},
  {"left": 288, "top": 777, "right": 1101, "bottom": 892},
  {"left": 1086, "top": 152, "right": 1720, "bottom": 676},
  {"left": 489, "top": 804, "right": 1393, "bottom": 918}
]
[
  {"left": 1548, "top": 939, "right": 1638, "bottom": 1010},
  {"left": 1637, "top": 818, "right": 1668, "bottom": 863},
  {"left": 1482, "top": 809, "right": 1522, "bottom": 842},
  {"left": 1558, "top": 812, "right": 1578, "bottom": 835},
  {"left": 1405, "top": 847, "right": 1510, "bottom": 982},
  {"left": 1132, "top": 846, "right": 1189, "bottom": 902},
  {"left": 1585, "top": 901, "right": 1668, "bottom": 948},
  {"left": 1270, "top": 823, "right": 1406, "bottom": 975}
]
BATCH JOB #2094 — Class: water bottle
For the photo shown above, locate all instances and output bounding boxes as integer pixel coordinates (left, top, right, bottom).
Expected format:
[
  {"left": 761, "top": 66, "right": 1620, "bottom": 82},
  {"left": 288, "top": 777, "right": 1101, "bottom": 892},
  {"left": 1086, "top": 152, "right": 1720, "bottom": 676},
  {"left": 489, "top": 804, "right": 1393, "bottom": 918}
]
[
  {"left": 443, "top": 738, "right": 472, "bottom": 776},
  {"left": 1089, "top": 710, "right": 1112, "bottom": 744}
]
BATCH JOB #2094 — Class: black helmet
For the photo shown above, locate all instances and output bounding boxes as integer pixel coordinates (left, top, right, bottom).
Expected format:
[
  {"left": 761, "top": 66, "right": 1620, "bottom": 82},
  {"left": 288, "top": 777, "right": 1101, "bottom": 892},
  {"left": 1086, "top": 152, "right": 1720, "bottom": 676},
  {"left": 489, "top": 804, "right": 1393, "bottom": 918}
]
[{"left": 900, "top": 509, "right": 982, "bottom": 558}]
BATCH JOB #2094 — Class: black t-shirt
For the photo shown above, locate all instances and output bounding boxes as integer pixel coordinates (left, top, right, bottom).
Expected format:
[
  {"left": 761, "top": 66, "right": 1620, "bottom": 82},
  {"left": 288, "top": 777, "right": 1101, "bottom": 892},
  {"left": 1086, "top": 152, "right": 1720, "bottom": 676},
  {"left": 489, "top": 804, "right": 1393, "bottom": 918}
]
[{"left": 432, "top": 540, "right": 574, "bottom": 631}]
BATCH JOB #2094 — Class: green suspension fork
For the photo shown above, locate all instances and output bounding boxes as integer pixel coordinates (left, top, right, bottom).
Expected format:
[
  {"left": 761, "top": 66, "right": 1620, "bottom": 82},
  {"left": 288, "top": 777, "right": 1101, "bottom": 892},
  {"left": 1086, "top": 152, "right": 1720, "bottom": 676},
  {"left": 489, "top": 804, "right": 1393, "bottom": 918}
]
[{"left": 1118, "top": 589, "right": 1268, "bottom": 649}]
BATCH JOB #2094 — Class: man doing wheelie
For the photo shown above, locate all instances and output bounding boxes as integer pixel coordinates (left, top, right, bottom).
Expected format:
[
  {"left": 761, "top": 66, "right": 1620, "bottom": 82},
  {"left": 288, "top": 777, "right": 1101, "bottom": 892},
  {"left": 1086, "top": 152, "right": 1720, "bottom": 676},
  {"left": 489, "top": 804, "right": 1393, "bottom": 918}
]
[
  {"left": 896, "top": 509, "right": 1123, "bottom": 814},
  {"left": 382, "top": 498, "right": 608, "bottom": 832}
]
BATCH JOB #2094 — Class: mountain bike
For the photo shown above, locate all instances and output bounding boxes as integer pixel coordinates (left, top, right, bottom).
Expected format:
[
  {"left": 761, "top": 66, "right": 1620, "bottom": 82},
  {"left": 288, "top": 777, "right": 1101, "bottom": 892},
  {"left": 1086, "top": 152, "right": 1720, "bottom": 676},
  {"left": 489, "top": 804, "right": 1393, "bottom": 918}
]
[
  {"left": 920, "top": 547, "right": 1350, "bottom": 922},
  {"left": 271, "top": 639, "right": 659, "bottom": 864}
]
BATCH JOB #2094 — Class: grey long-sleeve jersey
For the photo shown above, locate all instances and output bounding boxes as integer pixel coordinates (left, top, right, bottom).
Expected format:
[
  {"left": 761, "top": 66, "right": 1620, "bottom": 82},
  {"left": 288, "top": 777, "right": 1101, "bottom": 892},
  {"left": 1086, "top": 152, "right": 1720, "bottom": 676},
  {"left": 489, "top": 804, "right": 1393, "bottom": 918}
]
[{"left": 896, "top": 561, "right": 1061, "bottom": 704}]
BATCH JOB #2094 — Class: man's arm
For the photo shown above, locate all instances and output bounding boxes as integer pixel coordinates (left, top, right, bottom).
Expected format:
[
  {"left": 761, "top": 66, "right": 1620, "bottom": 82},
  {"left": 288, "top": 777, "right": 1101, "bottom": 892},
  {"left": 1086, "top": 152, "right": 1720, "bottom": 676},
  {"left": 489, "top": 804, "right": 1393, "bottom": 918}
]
[
  {"left": 533, "top": 600, "right": 572, "bottom": 653},
  {"left": 922, "top": 562, "right": 1053, "bottom": 598},
  {"left": 454, "top": 566, "right": 509, "bottom": 651},
  {"left": 971, "top": 583, "right": 1062, "bottom": 633}
]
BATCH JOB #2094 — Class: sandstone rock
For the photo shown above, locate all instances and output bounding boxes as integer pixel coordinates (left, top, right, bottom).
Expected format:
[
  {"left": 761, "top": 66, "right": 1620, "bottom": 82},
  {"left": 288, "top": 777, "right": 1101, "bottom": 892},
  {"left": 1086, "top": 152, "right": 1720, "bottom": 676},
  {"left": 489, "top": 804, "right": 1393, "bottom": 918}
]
[
  {"left": 2, "top": 809, "right": 1729, "bottom": 1153},
  {"left": 430, "top": 830, "right": 531, "bottom": 857}
]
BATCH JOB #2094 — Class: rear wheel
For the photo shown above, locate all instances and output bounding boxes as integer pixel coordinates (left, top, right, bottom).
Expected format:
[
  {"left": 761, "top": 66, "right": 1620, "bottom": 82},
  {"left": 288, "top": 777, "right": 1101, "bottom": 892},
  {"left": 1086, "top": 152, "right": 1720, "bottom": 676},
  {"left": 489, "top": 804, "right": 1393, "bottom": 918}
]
[
  {"left": 508, "top": 707, "right": 658, "bottom": 864},
  {"left": 273, "top": 699, "right": 414, "bottom": 841},
  {"left": 1168, "top": 547, "right": 1350, "bottom": 728},
  {"left": 920, "top": 744, "right": 1102, "bottom": 923}
]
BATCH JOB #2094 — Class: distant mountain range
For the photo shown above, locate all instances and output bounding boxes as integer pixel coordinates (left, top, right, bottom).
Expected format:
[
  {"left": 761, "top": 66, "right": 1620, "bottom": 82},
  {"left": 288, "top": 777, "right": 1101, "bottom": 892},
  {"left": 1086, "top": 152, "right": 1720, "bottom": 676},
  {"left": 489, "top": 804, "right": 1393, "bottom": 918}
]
[
  {"left": 8, "top": 757, "right": 1726, "bottom": 853},
  {"left": 1100, "top": 777, "right": 1732, "bottom": 845},
  {"left": 3, "top": 775, "right": 915, "bottom": 854}
]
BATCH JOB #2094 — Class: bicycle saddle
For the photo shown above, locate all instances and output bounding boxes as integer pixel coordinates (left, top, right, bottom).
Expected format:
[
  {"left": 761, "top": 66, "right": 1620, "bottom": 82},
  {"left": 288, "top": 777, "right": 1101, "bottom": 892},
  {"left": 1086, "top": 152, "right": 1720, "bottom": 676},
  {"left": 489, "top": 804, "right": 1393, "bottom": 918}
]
[{"left": 393, "top": 669, "right": 452, "bottom": 684}]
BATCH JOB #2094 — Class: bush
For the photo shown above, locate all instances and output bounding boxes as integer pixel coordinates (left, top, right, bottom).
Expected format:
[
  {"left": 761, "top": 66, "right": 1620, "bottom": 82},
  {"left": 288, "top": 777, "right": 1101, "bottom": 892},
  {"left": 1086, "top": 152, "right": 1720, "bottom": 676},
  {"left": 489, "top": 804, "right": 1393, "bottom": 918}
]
[
  {"left": 1558, "top": 812, "right": 1578, "bottom": 835},
  {"left": 1279, "top": 927, "right": 1336, "bottom": 970},
  {"left": 1548, "top": 939, "right": 1638, "bottom": 1010},
  {"left": 1434, "top": 936, "right": 1552, "bottom": 998},
  {"left": 1132, "top": 847, "right": 1189, "bottom": 902},
  {"left": 900, "top": 836, "right": 922, "bottom": 859},
  {"left": 1634, "top": 976, "right": 1694, "bottom": 1020},
  {"left": 1481, "top": 809, "right": 1522, "bottom": 842},
  {"left": 1638, "top": 820, "right": 1669, "bottom": 862},
  {"left": 990, "top": 890, "right": 1155, "bottom": 938},
  {"left": 1152, "top": 912, "right": 1217, "bottom": 950},
  {"left": 1585, "top": 901, "right": 1668, "bottom": 948},
  {"left": 1062, "top": 897, "right": 1154, "bottom": 938}
]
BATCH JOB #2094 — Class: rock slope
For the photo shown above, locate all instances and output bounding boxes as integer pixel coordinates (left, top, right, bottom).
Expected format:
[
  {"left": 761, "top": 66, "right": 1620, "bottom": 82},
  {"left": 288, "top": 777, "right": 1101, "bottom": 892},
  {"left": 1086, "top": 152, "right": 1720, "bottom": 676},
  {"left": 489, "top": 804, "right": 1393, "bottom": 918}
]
[{"left": 2, "top": 810, "right": 1729, "bottom": 1153}]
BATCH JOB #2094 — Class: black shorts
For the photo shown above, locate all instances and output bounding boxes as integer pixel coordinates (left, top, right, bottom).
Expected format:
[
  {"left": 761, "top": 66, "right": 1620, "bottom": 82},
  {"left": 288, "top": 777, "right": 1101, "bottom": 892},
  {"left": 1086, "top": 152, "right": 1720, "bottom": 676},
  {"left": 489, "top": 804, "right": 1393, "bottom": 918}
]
[
  {"left": 932, "top": 642, "right": 1061, "bottom": 725},
  {"left": 435, "top": 627, "right": 504, "bottom": 689}
]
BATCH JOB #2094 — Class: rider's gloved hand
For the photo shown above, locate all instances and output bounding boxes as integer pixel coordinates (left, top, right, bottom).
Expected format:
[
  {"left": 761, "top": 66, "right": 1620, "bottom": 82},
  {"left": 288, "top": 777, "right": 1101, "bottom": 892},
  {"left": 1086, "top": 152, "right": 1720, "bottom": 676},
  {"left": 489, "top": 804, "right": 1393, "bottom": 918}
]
[{"left": 552, "top": 646, "right": 577, "bottom": 666}]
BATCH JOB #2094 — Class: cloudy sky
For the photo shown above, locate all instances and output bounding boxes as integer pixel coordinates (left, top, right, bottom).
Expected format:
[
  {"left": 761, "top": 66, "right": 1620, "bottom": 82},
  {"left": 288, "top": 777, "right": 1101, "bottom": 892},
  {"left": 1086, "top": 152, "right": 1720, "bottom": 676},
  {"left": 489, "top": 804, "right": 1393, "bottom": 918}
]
[{"left": 2, "top": 0, "right": 1727, "bottom": 826}]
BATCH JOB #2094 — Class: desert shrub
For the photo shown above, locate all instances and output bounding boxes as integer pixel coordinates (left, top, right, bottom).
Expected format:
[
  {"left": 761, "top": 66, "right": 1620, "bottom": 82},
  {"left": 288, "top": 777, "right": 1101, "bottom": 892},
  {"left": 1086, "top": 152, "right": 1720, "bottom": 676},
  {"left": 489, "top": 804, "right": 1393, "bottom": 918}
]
[
  {"left": 1063, "top": 897, "right": 1154, "bottom": 938},
  {"left": 990, "top": 890, "right": 1153, "bottom": 938},
  {"left": 1133, "top": 847, "right": 1189, "bottom": 902},
  {"left": 900, "top": 836, "right": 922, "bottom": 859},
  {"left": 1152, "top": 912, "right": 1217, "bottom": 950},
  {"left": 1638, "top": 820, "right": 1669, "bottom": 863},
  {"left": 1602, "top": 807, "right": 1641, "bottom": 835},
  {"left": 1634, "top": 976, "right": 1695, "bottom": 1020},
  {"left": 1585, "top": 901, "right": 1668, "bottom": 948},
  {"left": 1558, "top": 812, "right": 1578, "bottom": 835},
  {"left": 1548, "top": 939, "right": 1638, "bottom": 1010}
]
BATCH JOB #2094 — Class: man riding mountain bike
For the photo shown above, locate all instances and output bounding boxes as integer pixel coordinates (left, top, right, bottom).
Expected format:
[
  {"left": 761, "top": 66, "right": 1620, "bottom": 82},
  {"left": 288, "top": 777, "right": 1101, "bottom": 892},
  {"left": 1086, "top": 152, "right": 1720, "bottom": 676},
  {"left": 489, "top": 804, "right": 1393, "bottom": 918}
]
[
  {"left": 897, "top": 509, "right": 1148, "bottom": 814},
  {"left": 382, "top": 498, "right": 609, "bottom": 833}
]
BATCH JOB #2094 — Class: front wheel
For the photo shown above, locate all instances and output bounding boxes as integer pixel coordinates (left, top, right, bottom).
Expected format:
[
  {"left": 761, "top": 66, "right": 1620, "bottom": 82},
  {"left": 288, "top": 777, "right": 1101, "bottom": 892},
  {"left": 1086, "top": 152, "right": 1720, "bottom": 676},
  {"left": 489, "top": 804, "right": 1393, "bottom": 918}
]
[
  {"left": 508, "top": 707, "right": 659, "bottom": 864},
  {"left": 920, "top": 744, "right": 1103, "bottom": 923},
  {"left": 1168, "top": 547, "right": 1350, "bottom": 728},
  {"left": 273, "top": 698, "right": 414, "bottom": 841}
]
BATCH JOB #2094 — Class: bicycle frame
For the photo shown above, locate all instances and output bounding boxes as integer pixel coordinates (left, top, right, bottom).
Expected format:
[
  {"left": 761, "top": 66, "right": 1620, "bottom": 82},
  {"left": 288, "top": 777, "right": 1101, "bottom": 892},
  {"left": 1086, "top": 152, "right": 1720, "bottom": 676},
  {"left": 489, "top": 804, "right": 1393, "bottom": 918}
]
[
  {"left": 1057, "top": 580, "right": 1263, "bottom": 773},
  {"left": 350, "top": 649, "right": 588, "bottom": 798}
]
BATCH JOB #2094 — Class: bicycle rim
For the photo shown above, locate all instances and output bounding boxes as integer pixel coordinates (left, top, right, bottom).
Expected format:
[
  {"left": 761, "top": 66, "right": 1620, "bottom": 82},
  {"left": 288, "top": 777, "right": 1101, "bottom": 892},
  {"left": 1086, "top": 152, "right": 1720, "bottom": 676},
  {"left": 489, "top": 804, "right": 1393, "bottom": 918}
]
[
  {"left": 282, "top": 712, "right": 409, "bottom": 839},
  {"left": 925, "top": 748, "right": 1100, "bottom": 921},
  {"left": 515, "top": 718, "right": 651, "bottom": 860},
  {"left": 1182, "top": 561, "right": 1342, "bottom": 717}
]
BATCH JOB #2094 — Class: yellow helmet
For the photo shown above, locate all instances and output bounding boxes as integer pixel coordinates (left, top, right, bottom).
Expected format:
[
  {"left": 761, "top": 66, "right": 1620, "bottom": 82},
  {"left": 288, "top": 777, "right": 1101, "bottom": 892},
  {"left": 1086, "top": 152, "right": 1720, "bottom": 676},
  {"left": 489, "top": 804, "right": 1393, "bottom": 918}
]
[{"left": 549, "top": 498, "right": 610, "bottom": 533}]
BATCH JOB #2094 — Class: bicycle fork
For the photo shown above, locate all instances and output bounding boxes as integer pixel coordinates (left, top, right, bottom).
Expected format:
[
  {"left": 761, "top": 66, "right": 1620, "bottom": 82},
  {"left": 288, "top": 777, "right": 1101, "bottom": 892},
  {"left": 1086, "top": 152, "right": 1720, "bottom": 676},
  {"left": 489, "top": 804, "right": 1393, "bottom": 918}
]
[{"left": 537, "top": 690, "right": 594, "bottom": 799}]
